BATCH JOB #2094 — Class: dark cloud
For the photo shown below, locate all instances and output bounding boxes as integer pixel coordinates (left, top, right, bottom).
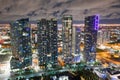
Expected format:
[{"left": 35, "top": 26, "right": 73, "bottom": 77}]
[
  {"left": 83, "top": 9, "right": 89, "bottom": 14},
  {"left": 4, "top": 5, "right": 15, "bottom": 13},
  {"left": 52, "top": 11, "right": 60, "bottom": 17},
  {"left": 0, "top": 11, "right": 2, "bottom": 14},
  {"left": 100, "top": 18, "right": 120, "bottom": 24},
  {"left": 65, "top": 0, "right": 74, "bottom": 4},
  {"left": 53, "top": 2, "right": 63, "bottom": 8},
  {"left": 105, "top": 12, "right": 120, "bottom": 18},
  {"left": 60, "top": 9, "right": 69, "bottom": 16},
  {"left": 0, "top": 0, "right": 120, "bottom": 22},
  {"left": 27, "top": 11, "right": 37, "bottom": 17},
  {"left": 111, "top": 4, "right": 120, "bottom": 8}
]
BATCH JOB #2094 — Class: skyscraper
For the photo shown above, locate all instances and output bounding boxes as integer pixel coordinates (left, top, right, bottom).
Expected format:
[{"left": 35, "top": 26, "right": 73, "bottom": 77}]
[
  {"left": 72, "top": 27, "right": 81, "bottom": 55},
  {"left": 97, "top": 29, "right": 110, "bottom": 45},
  {"left": 10, "top": 18, "right": 32, "bottom": 69},
  {"left": 37, "top": 18, "right": 58, "bottom": 67},
  {"left": 49, "top": 18, "right": 58, "bottom": 64},
  {"left": 31, "top": 24, "right": 38, "bottom": 53},
  {"left": 84, "top": 15, "right": 99, "bottom": 62},
  {"left": 62, "top": 15, "right": 73, "bottom": 63}
]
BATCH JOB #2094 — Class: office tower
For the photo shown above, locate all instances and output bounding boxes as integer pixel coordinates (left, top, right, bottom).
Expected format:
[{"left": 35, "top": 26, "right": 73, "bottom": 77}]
[
  {"left": 37, "top": 18, "right": 58, "bottom": 67},
  {"left": 103, "top": 29, "right": 111, "bottom": 43},
  {"left": 97, "top": 30, "right": 103, "bottom": 45},
  {"left": 72, "top": 27, "right": 82, "bottom": 63},
  {"left": 0, "top": 24, "right": 11, "bottom": 75},
  {"left": 110, "top": 29, "right": 119, "bottom": 42},
  {"left": 72, "top": 27, "right": 81, "bottom": 54},
  {"left": 31, "top": 24, "right": 38, "bottom": 53},
  {"left": 84, "top": 15, "right": 99, "bottom": 62},
  {"left": 62, "top": 15, "right": 73, "bottom": 62},
  {"left": 97, "top": 29, "right": 110, "bottom": 45},
  {"left": 0, "top": 24, "right": 11, "bottom": 48},
  {"left": 31, "top": 24, "right": 39, "bottom": 68},
  {"left": 58, "top": 25, "right": 62, "bottom": 53},
  {"left": 49, "top": 18, "right": 58, "bottom": 64},
  {"left": 10, "top": 18, "right": 32, "bottom": 69}
]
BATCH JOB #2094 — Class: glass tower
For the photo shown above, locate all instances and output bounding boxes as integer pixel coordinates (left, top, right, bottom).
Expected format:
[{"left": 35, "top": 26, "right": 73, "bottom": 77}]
[
  {"left": 62, "top": 15, "right": 73, "bottom": 63},
  {"left": 10, "top": 18, "right": 32, "bottom": 69},
  {"left": 37, "top": 18, "right": 58, "bottom": 68},
  {"left": 49, "top": 18, "right": 58, "bottom": 64},
  {"left": 84, "top": 15, "right": 99, "bottom": 62},
  {"left": 72, "top": 27, "right": 81, "bottom": 54}
]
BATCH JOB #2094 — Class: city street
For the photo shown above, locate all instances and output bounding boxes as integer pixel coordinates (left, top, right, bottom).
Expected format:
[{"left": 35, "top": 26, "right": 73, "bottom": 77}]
[{"left": 96, "top": 52, "right": 120, "bottom": 65}]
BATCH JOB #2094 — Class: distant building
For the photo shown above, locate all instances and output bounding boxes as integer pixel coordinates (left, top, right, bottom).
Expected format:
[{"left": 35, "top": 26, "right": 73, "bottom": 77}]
[
  {"left": 97, "top": 24, "right": 120, "bottom": 44},
  {"left": 97, "top": 29, "right": 110, "bottom": 45},
  {"left": 0, "top": 24, "right": 11, "bottom": 48},
  {"left": 84, "top": 15, "right": 99, "bottom": 62},
  {"left": 62, "top": 15, "right": 73, "bottom": 62},
  {"left": 10, "top": 18, "right": 32, "bottom": 69},
  {"left": 109, "top": 29, "right": 119, "bottom": 42},
  {"left": 37, "top": 18, "right": 58, "bottom": 67}
]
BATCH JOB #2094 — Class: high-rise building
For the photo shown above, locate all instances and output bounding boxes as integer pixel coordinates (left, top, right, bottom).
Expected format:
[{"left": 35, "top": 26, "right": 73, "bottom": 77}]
[
  {"left": 84, "top": 15, "right": 99, "bottom": 62},
  {"left": 10, "top": 18, "right": 32, "bottom": 69},
  {"left": 109, "top": 29, "right": 119, "bottom": 42},
  {"left": 97, "top": 29, "right": 110, "bottom": 45},
  {"left": 49, "top": 18, "right": 58, "bottom": 64},
  {"left": 58, "top": 24, "right": 62, "bottom": 52},
  {"left": 72, "top": 27, "right": 81, "bottom": 54},
  {"left": 31, "top": 24, "right": 38, "bottom": 53},
  {"left": 37, "top": 18, "right": 58, "bottom": 67},
  {"left": 62, "top": 15, "right": 73, "bottom": 62},
  {"left": 0, "top": 24, "right": 11, "bottom": 48},
  {"left": 31, "top": 24, "right": 39, "bottom": 68},
  {"left": 37, "top": 19, "right": 48, "bottom": 67}
]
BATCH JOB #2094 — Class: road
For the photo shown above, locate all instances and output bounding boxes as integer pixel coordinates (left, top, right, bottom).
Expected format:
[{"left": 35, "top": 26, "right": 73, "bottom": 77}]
[{"left": 96, "top": 52, "right": 120, "bottom": 66}]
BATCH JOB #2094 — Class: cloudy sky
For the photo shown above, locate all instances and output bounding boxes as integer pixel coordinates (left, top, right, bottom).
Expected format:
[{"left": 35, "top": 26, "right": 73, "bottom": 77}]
[{"left": 0, "top": 0, "right": 120, "bottom": 23}]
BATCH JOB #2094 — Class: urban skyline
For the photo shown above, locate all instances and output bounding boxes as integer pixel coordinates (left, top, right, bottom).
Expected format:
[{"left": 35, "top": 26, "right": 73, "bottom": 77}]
[
  {"left": 0, "top": 0, "right": 120, "bottom": 80},
  {"left": 0, "top": 17, "right": 120, "bottom": 79}
]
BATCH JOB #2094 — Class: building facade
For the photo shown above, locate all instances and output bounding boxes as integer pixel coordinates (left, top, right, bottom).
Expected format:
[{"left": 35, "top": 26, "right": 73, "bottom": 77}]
[
  {"left": 97, "top": 29, "right": 110, "bottom": 45},
  {"left": 31, "top": 24, "right": 38, "bottom": 53},
  {"left": 72, "top": 27, "right": 81, "bottom": 54},
  {"left": 37, "top": 18, "right": 58, "bottom": 67},
  {"left": 10, "top": 18, "right": 32, "bottom": 69},
  {"left": 0, "top": 24, "right": 11, "bottom": 48},
  {"left": 49, "top": 19, "right": 58, "bottom": 64},
  {"left": 84, "top": 15, "right": 99, "bottom": 62},
  {"left": 62, "top": 15, "right": 73, "bottom": 62}
]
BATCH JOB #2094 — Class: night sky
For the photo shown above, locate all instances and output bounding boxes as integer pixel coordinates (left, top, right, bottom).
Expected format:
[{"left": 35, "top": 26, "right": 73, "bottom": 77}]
[{"left": 0, "top": 0, "right": 120, "bottom": 23}]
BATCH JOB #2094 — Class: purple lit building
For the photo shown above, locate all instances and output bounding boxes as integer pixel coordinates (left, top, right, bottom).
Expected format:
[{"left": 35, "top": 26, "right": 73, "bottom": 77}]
[{"left": 84, "top": 15, "right": 99, "bottom": 62}]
